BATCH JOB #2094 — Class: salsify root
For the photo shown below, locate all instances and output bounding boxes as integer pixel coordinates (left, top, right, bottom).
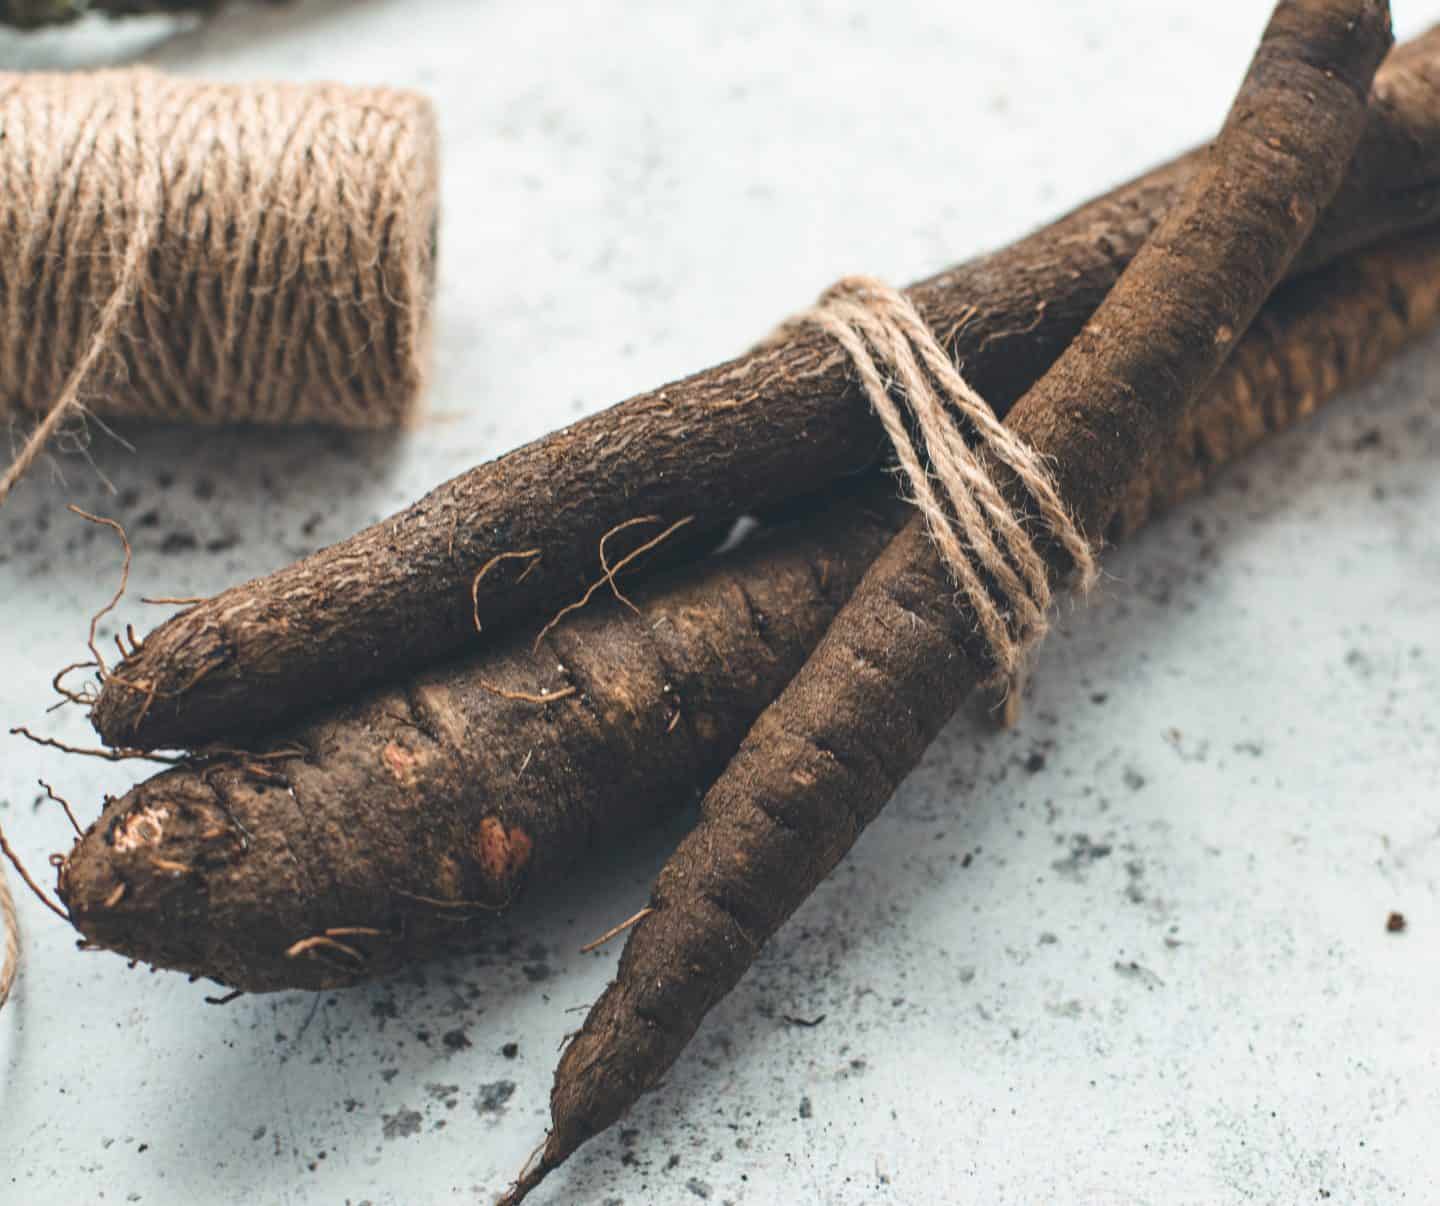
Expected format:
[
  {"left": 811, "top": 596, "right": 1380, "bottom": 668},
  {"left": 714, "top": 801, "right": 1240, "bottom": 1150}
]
[
  {"left": 51, "top": 219, "right": 1440, "bottom": 992},
  {"left": 90, "top": 24, "right": 1440, "bottom": 751},
  {"left": 57, "top": 492, "right": 907, "bottom": 991},
  {"left": 502, "top": 2, "right": 1394, "bottom": 1199}
]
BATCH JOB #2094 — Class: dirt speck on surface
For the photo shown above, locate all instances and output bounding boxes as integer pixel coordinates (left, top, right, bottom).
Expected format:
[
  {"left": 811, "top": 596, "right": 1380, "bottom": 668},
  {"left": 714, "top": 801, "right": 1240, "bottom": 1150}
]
[
  {"left": 381, "top": 1109, "right": 423, "bottom": 1140},
  {"left": 1113, "top": 960, "right": 1165, "bottom": 990},
  {"left": 1386, "top": 911, "right": 1407, "bottom": 933},
  {"left": 425, "top": 1083, "right": 460, "bottom": 1109},
  {"left": 159, "top": 530, "right": 198, "bottom": 555},
  {"left": 476, "top": 1080, "right": 516, "bottom": 1116},
  {"left": 1052, "top": 833, "right": 1113, "bottom": 879},
  {"left": 1124, "top": 860, "right": 1147, "bottom": 904}
]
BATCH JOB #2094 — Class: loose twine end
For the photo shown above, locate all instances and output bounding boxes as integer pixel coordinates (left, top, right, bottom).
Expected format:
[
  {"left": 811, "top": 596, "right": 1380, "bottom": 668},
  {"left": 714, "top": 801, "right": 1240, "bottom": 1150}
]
[
  {"left": 998, "top": 673, "right": 1025, "bottom": 730},
  {"left": 0, "top": 860, "right": 19, "bottom": 1011}
]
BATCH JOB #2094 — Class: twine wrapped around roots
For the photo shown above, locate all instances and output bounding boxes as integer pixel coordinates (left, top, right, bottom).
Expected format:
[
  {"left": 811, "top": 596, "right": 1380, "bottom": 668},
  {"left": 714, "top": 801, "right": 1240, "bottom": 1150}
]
[
  {"left": 0, "top": 68, "right": 440, "bottom": 506},
  {"left": 786, "top": 276, "right": 1097, "bottom": 680}
]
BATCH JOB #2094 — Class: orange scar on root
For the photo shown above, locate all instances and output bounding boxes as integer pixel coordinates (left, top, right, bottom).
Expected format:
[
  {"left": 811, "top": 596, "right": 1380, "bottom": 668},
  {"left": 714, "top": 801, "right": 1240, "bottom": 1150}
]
[
  {"left": 381, "top": 742, "right": 422, "bottom": 785},
  {"left": 474, "top": 816, "right": 533, "bottom": 887}
]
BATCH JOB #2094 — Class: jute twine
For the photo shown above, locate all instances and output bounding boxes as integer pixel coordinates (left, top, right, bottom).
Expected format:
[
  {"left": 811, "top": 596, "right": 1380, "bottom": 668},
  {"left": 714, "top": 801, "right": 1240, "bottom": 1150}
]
[
  {"left": 787, "top": 275, "right": 1097, "bottom": 681},
  {"left": 0, "top": 861, "right": 17, "bottom": 1011},
  {"left": 0, "top": 69, "right": 440, "bottom": 506}
]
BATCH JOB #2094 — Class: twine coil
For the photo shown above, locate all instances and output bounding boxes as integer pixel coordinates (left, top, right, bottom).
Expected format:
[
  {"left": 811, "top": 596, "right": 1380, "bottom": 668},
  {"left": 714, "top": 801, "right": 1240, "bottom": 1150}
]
[
  {"left": 0, "top": 69, "right": 439, "bottom": 504},
  {"left": 790, "top": 275, "right": 1097, "bottom": 679}
]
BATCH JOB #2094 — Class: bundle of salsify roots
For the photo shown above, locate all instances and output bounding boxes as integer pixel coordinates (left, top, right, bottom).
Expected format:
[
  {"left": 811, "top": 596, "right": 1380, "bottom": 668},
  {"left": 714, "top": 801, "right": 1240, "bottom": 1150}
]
[{"left": 9, "top": 2, "right": 1440, "bottom": 1198}]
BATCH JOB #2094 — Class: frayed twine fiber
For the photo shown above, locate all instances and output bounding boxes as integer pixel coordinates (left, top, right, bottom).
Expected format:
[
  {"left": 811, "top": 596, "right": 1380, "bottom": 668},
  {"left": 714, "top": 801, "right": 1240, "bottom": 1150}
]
[
  {"left": 786, "top": 275, "right": 1097, "bottom": 680},
  {"left": 0, "top": 68, "right": 440, "bottom": 506},
  {"left": 1, "top": 860, "right": 17, "bottom": 1010}
]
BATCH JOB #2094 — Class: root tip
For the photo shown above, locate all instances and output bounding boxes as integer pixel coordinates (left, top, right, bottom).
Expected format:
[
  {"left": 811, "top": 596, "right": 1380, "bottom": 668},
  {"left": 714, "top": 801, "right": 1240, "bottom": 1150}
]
[
  {"left": 496, "top": 1163, "right": 548, "bottom": 1206},
  {"left": 497, "top": 1133, "right": 569, "bottom": 1206}
]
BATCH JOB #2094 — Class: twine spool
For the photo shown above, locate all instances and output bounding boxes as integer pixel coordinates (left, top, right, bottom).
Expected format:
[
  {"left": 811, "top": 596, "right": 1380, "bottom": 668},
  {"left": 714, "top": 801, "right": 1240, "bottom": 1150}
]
[{"left": 0, "top": 69, "right": 439, "bottom": 501}]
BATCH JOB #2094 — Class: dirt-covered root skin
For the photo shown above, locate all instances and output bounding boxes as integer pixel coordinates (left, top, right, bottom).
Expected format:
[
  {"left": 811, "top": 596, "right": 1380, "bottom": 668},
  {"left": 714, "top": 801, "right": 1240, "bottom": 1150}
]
[
  {"left": 1315, "top": 28, "right": 1440, "bottom": 266},
  {"left": 1111, "top": 230, "right": 1440, "bottom": 538},
  {"left": 58, "top": 772, "right": 269, "bottom": 981},
  {"left": 534, "top": 0, "right": 1393, "bottom": 1184},
  {"left": 60, "top": 496, "right": 905, "bottom": 992},
  {"left": 91, "top": 25, "right": 1440, "bottom": 754},
  {"left": 59, "top": 222, "right": 1440, "bottom": 995}
]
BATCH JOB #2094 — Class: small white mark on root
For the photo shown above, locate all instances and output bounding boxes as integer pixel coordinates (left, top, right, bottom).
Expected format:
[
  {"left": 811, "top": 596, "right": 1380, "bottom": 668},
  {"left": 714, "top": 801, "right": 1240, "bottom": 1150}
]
[{"left": 112, "top": 804, "right": 171, "bottom": 852}]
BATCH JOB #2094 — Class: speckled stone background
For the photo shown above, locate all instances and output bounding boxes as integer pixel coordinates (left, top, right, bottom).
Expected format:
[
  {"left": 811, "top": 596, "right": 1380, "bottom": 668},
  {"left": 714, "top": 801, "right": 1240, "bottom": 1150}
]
[{"left": 2, "top": 3, "right": 1437, "bottom": 1203}]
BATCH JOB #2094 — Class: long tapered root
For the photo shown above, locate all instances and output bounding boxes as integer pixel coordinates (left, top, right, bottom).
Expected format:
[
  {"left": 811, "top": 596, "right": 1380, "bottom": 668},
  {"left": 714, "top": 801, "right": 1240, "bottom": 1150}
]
[{"left": 506, "top": 0, "right": 1394, "bottom": 1190}]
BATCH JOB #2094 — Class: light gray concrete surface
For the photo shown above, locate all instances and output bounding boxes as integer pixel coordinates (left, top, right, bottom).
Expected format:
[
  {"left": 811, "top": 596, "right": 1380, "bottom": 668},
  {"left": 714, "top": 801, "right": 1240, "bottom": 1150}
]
[{"left": 2, "top": 2, "right": 1438, "bottom": 1203}]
